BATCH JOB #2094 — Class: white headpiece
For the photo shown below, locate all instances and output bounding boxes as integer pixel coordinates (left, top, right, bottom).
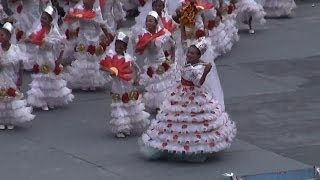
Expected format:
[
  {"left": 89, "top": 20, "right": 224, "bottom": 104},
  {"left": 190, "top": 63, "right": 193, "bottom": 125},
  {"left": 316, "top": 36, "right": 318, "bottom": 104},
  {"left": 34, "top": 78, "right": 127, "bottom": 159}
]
[
  {"left": 192, "top": 37, "right": 208, "bottom": 55},
  {"left": 116, "top": 32, "right": 129, "bottom": 45},
  {"left": 147, "top": 10, "right": 159, "bottom": 21},
  {"left": 44, "top": 5, "right": 55, "bottom": 17},
  {"left": 2, "top": 22, "right": 13, "bottom": 35}
]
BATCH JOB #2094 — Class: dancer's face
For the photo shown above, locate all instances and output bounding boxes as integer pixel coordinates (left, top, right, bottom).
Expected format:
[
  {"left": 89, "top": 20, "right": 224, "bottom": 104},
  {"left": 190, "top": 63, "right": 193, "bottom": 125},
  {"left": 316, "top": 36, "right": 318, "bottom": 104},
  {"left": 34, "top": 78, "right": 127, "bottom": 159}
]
[
  {"left": 146, "top": 15, "right": 157, "bottom": 33},
  {"left": 152, "top": 0, "right": 165, "bottom": 16},
  {"left": 0, "top": 29, "right": 10, "bottom": 43},
  {"left": 83, "top": 0, "right": 95, "bottom": 9},
  {"left": 115, "top": 40, "right": 127, "bottom": 55},
  {"left": 186, "top": 46, "right": 201, "bottom": 64},
  {"left": 40, "top": 12, "right": 53, "bottom": 27}
]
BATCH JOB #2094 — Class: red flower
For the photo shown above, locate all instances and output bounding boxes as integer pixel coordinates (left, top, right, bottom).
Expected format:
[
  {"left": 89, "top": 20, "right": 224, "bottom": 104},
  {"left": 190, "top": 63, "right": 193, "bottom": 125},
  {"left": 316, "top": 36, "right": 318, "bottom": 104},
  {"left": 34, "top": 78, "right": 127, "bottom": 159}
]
[
  {"left": 164, "top": 51, "right": 170, "bottom": 57},
  {"left": 162, "top": 142, "right": 168, "bottom": 147},
  {"left": 196, "top": 134, "right": 201, "bottom": 139},
  {"left": 147, "top": 67, "right": 154, "bottom": 78},
  {"left": 183, "top": 145, "right": 190, "bottom": 151},
  {"left": 170, "top": 92, "right": 175, "bottom": 96},
  {"left": 189, "top": 96, "right": 194, "bottom": 101},
  {"left": 167, "top": 123, "right": 172, "bottom": 128},
  {"left": 16, "top": 30, "right": 24, "bottom": 41},
  {"left": 182, "top": 87, "right": 188, "bottom": 92},
  {"left": 209, "top": 142, "right": 215, "bottom": 147},
  {"left": 195, "top": 29, "right": 206, "bottom": 38},
  {"left": 65, "top": 29, "right": 70, "bottom": 40},
  {"left": 161, "top": 62, "right": 170, "bottom": 71},
  {"left": 139, "top": 0, "right": 146, "bottom": 6},
  {"left": 54, "top": 64, "right": 63, "bottom": 75},
  {"left": 32, "top": 64, "right": 40, "bottom": 74},
  {"left": 122, "top": 93, "right": 130, "bottom": 103},
  {"left": 173, "top": 135, "right": 179, "bottom": 140},
  {"left": 207, "top": 20, "right": 215, "bottom": 30},
  {"left": 182, "top": 124, "right": 188, "bottom": 129},
  {"left": 17, "top": 4, "right": 23, "bottom": 13},
  {"left": 228, "top": 4, "right": 235, "bottom": 14},
  {"left": 215, "top": 131, "right": 221, "bottom": 136},
  {"left": 87, "top": 45, "right": 96, "bottom": 55},
  {"left": 158, "top": 131, "right": 164, "bottom": 135},
  {"left": 7, "top": 88, "right": 16, "bottom": 97}
]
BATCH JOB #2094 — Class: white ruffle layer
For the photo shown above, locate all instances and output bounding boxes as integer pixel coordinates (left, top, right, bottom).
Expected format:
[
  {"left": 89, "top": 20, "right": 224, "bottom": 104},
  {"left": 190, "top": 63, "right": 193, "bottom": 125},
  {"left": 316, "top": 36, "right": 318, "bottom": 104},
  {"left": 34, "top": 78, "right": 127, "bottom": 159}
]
[
  {"left": 140, "top": 63, "right": 177, "bottom": 109},
  {"left": 0, "top": 97, "right": 35, "bottom": 125},
  {"left": 110, "top": 97, "right": 150, "bottom": 133},
  {"left": 223, "top": 13, "right": 240, "bottom": 44},
  {"left": 236, "top": 0, "right": 266, "bottom": 25},
  {"left": 64, "top": 53, "right": 110, "bottom": 89},
  {"left": 208, "top": 22, "right": 233, "bottom": 55},
  {"left": 263, "top": 0, "right": 296, "bottom": 17},
  {"left": 27, "top": 73, "right": 74, "bottom": 108},
  {"left": 140, "top": 82, "right": 236, "bottom": 154}
]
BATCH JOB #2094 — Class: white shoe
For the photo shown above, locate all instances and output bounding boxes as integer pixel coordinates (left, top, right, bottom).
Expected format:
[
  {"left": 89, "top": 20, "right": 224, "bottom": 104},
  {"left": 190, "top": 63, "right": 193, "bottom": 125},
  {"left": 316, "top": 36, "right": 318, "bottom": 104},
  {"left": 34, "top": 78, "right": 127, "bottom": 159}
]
[
  {"left": 42, "top": 106, "right": 49, "bottom": 111},
  {"left": 90, "top": 87, "right": 96, "bottom": 91},
  {"left": 124, "top": 131, "right": 131, "bottom": 136},
  {"left": 0, "top": 125, "right": 5, "bottom": 130},
  {"left": 116, "top": 133, "right": 126, "bottom": 138},
  {"left": 249, "top": 29, "right": 255, "bottom": 34},
  {"left": 81, "top": 87, "right": 88, "bottom": 91},
  {"left": 7, "top": 125, "right": 14, "bottom": 130}
]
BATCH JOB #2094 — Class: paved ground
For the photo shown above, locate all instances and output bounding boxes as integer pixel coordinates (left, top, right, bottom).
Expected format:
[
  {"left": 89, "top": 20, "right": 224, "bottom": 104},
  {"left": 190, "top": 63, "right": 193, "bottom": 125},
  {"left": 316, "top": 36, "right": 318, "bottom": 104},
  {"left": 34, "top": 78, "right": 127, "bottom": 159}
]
[{"left": 0, "top": 1, "right": 319, "bottom": 180}]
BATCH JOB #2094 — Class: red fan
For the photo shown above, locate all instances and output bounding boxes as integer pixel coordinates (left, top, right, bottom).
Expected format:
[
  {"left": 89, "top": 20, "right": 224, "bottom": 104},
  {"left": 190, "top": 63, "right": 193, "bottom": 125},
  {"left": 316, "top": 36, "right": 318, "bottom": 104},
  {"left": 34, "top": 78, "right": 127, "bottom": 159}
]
[
  {"left": 64, "top": 9, "right": 96, "bottom": 21},
  {"left": 161, "top": 18, "right": 177, "bottom": 32},
  {"left": 135, "top": 28, "right": 165, "bottom": 54},
  {"left": 28, "top": 26, "right": 49, "bottom": 46},
  {"left": 100, "top": 55, "right": 133, "bottom": 81}
]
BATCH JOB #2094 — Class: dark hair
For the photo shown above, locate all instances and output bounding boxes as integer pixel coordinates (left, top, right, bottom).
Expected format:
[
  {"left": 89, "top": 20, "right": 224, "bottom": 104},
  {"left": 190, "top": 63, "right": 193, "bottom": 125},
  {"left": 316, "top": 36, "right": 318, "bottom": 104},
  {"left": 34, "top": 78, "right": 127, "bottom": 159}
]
[
  {"left": 190, "top": 45, "right": 201, "bottom": 55},
  {"left": 152, "top": 0, "right": 165, "bottom": 7},
  {"left": 0, "top": 28, "right": 12, "bottom": 39}
]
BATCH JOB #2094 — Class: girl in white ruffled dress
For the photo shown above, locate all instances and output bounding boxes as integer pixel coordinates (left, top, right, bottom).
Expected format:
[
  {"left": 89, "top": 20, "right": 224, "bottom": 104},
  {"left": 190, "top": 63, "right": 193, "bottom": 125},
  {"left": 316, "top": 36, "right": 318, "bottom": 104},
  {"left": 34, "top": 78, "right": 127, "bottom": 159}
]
[
  {"left": 132, "top": 0, "right": 178, "bottom": 79},
  {"left": 64, "top": 0, "right": 111, "bottom": 91},
  {"left": 135, "top": 11, "right": 177, "bottom": 111},
  {"left": 0, "top": 22, "right": 35, "bottom": 130},
  {"left": 7, "top": 0, "right": 41, "bottom": 70},
  {"left": 100, "top": 0, "right": 126, "bottom": 32},
  {"left": 100, "top": 32, "right": 150, "bottom": 138},
  {"left": 258, "top": 0, "right": 296, "bottom": 18},
  {"left": 59, "top": 0, "right": 80, "bottom": 65},
  {"left": 140, "top": 37, "right": 236, "bottom": 162},
  {"left": 26, "top": 5, "right": 74, "bottom": 111},
  {"left": 232, "top": 0, "right": 266, "bottom": 34}
]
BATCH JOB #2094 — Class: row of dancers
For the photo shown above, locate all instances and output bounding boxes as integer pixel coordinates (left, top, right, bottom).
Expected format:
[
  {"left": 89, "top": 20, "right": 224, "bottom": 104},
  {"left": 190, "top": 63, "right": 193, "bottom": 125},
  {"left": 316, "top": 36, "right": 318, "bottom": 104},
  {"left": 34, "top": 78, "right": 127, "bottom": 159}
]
[{"left": 0, "top": 0, "right": 296, "bottom": 162}]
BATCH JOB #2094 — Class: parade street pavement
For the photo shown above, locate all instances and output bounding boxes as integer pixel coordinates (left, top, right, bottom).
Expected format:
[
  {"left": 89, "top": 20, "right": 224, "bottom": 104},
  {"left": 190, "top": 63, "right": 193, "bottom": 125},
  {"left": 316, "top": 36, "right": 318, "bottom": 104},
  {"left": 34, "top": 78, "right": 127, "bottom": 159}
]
[{"left": 0, "top": 2, "right": 319, "bottom": 180}]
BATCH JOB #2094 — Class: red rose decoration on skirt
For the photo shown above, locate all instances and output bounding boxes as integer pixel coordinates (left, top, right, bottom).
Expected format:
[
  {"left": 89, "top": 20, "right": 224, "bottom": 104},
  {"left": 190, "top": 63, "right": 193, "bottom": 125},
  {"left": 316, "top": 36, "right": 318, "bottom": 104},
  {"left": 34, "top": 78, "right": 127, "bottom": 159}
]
[
  {"left": 16, "top": 30, "right": 24, "bottom": 41},
  {"left": 32, "top": 64, "right": 40, "bottom": 74},
  {"left": 147, "top": 67, "right": 154, "bottom": 78},
  {"left": 122, "top": 93, "right": 130, "bottom": 103},
  {"left": 7, "top": 88, "right": 16, "bottom": 97},
  {"left": 207, "top": 20, "right": 215, "bottom": 30},
  {"left": 54, "top": 64, "right": 63, "bottom": 75},
  {"left": 195, "top": 29, "right": 206, "bottom": 38},
  {"left": 87, "top": 45, "right": 96, "bottom": 55},
  {"left": 161, "top": 62, "right": 170, "bottom": 71},
  {"left": 17, "top": 4, "right": 23, "bottom": 14}
]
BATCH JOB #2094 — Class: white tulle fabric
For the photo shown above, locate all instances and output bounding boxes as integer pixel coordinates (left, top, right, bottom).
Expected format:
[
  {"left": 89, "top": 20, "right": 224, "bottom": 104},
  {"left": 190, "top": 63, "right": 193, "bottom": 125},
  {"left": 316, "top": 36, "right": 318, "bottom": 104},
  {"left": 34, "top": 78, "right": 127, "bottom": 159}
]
[
  {"left": 64, "top": 2, "right": 111, "bottom": 90},
  {"left": 0, "top": 46, "right": 35, "bottom": 125},
  {"left": 104, "top": 50, "right": 150, "bottom": 134},
  {"left": 26, "top": 21, "right": 74, "bottom": 108},
  {"left": 100, "top": 0, "right": 126, "bottom": 32},
  {"left": 140, "top": 63, "right": 236, "bottom": 156},
  {"left": 222, "top": 10, "right": 240, "bottom": 44},
  {"left": 136, "top": 27, "right": 178, "bottom": 109},
  {"left": 236, "top": 0, "right": 266, "bottom": 25},
  {"left": 260, "top": 0, "right": 296, "bottom": 17}
]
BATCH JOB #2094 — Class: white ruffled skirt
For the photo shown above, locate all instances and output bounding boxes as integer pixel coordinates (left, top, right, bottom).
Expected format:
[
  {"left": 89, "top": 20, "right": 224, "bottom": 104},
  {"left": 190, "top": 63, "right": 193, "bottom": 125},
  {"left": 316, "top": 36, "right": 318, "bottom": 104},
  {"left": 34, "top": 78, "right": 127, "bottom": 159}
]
[
  {"left": 261, "top": 0, "right": 296, "bottom": 17},
  {"left": 223, "top": 13, "right": 240, "bottom": 44},
  {"left": 0, "top": 95, "right": 35, "bottom": 125},
  {"left": 140, "top": 62, "right": 178, "bottom": 110},
  {"left": 27, "top": 73, "right": 74, "bottom": 108},
  {"left": 110, "top": 96, "right": 150, "bottom": 134},
  {"left": 140, "top": 82, "right": 237, "bottom": 160},
  {"left": 208, "top": 22, "right": 233, "bottom": 56},
  {"left": 236, "top": 0, "right": 266, "bottom": 25},
  {"left": 64, "top": 53, "right": 110, "bottom": 90}
]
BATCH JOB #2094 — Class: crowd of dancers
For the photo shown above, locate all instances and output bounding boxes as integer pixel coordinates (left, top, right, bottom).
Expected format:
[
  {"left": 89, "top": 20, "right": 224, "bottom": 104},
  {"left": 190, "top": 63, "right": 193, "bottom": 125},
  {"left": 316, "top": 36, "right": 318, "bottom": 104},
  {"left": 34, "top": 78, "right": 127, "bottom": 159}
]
[{"left": 0, "top": 0, "right": 296, "bottom": 162}]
